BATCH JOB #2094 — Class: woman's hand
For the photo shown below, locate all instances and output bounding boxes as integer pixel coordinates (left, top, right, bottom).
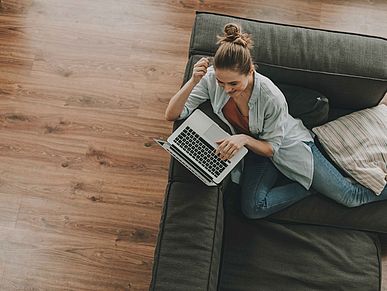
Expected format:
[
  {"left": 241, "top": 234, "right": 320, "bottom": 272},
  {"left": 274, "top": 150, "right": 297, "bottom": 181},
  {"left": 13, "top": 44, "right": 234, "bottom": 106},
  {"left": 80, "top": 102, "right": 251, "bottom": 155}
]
[
  {"left": 215, "top": 134, "right": 248, "bottom": 160},
  {"left": 191, "top": 57, "right": 210, "bottom": 84},
  {"left": 165, "top": 57, "right": 211, "bottom": 121}
]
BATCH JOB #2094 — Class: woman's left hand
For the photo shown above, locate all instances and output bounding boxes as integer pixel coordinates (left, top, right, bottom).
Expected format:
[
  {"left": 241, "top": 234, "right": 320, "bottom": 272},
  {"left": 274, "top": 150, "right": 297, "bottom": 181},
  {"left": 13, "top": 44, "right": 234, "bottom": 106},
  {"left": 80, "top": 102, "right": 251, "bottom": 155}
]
[{"left": 215, "top": 134, "right": 248, "bottom": 160}]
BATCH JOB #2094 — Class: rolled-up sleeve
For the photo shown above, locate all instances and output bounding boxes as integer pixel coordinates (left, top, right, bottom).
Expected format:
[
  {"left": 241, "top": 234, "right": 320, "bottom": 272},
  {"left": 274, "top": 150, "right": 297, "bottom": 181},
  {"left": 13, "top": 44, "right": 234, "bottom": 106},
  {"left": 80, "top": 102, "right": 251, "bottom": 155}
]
[
  {"left": 259, "top": 99, "right": 287, "bottom": 154},
  {"left": 178, "top": 74, "right": 210, "bottom": 120}
]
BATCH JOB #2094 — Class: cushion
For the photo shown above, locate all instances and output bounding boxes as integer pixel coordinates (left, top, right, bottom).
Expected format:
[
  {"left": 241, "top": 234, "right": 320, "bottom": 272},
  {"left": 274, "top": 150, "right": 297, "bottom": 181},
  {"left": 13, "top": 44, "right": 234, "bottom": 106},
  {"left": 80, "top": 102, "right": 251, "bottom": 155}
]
[
  {"left": 221, "top": 187, "right": 382, "bottom": 291},
  {"left": 312, "top": 104, "right": 387, "bottom": 194},
  {"left": 219, "top": 215, "right": 382, "bottom": 291},
  {"left": 189, "top": 12, "right": 387, "bottom": 110},
  {"left": 270, "top": 190, "right": 387, "bottom": 234},
  {"left": 150, "top": 181, "right": 224, "bottom": 291},
  {"left": 276, "top": 83, "right": 329, "bottom": 129}
]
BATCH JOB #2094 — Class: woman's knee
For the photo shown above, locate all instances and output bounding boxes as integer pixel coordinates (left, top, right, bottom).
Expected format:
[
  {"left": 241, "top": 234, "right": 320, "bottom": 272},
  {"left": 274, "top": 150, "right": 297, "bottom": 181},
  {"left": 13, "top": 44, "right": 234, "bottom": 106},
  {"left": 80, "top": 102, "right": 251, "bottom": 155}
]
[{"left": 241, "top": 198, "right": 270, "bottom": 219}]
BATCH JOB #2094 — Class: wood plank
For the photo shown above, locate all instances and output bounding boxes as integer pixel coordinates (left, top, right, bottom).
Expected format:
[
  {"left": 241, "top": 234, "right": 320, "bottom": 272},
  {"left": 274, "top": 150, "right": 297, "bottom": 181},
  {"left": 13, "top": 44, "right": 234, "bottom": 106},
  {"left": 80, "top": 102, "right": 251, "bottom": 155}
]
[{"left": 0, "top": 226, "right": 152, "bottom": 290}]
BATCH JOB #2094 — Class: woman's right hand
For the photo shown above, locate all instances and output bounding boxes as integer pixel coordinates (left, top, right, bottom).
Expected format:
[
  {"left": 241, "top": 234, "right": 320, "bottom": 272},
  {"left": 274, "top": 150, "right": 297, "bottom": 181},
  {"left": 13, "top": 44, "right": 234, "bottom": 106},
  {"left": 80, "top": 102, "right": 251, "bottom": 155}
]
[
  {"left": 165, "top": 57, "right": 211, "bottom": 121},
  {"left": 191, "top": 57, "right": 210, "bottom": 84}
]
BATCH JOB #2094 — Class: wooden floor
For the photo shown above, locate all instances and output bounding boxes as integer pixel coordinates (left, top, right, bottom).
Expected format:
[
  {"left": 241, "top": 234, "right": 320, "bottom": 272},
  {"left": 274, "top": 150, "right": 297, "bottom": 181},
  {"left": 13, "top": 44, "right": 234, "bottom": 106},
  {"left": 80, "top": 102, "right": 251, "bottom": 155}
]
[{"left": 0, "top": 0, "right": 386, "bottom": 290}]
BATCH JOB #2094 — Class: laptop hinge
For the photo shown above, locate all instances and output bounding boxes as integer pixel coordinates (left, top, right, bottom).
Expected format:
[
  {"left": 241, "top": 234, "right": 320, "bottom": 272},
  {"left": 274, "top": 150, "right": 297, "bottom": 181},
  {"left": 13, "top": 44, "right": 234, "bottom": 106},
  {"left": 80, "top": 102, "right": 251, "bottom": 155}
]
[{"left": 170, "top": 144, "right": 214, "bottom": 184}]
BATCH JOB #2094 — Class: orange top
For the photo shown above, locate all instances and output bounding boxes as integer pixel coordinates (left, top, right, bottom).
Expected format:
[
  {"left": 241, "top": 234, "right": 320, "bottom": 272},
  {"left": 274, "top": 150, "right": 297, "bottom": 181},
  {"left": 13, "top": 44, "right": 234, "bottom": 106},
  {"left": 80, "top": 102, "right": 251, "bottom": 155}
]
[{"left": 222, "top": 98, "right": 251, "bottom": 135}]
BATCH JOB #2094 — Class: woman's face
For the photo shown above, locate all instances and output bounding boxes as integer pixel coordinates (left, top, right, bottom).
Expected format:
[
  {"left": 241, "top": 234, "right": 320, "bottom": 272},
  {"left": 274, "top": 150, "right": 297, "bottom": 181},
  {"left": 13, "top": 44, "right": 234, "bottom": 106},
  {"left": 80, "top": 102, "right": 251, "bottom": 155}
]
[{"left": 215, "top": 69, "right": 252, "bottom": 98}]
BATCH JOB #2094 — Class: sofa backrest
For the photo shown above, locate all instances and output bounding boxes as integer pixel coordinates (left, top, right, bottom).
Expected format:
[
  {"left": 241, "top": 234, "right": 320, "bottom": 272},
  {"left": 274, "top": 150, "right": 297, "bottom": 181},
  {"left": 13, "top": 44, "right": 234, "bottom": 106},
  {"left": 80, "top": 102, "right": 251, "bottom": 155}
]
[{"left": 189, "top": 12, "right": 387, "bottom": 111}]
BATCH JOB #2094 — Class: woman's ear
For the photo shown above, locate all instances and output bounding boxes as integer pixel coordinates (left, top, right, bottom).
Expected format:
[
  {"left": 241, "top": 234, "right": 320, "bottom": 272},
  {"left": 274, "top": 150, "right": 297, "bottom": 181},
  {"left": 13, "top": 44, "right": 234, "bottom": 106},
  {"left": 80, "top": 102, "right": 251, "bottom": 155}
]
[
  {"left": 249, "top": 66, "right": 254, "bottom": 75},
  {"left": 250, "top": 63, "right": 255, "bottom": 73}
]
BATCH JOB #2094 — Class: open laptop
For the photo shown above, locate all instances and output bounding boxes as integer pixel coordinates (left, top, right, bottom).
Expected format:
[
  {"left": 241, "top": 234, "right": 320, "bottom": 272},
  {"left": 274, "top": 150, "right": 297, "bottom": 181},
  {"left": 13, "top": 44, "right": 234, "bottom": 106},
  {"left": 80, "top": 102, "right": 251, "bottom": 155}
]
[{"left": 155, "top": 109, "right": 248, "bottom": 186}]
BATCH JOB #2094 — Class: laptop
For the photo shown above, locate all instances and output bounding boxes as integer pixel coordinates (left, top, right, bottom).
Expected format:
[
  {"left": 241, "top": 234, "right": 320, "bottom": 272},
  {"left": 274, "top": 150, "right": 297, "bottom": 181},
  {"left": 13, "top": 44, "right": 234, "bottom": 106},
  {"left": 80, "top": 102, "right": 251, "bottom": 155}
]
[{"left": 155, "top": 109, "right": 248, "bottom": 186}]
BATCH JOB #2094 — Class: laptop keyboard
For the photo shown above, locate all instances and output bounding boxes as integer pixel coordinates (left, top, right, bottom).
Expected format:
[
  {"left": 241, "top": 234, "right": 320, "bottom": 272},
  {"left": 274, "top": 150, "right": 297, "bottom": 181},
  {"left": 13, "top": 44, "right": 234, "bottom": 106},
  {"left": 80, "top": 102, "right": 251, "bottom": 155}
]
[{"left": 174, "top": 126, "right": 230, "bottom": 177}]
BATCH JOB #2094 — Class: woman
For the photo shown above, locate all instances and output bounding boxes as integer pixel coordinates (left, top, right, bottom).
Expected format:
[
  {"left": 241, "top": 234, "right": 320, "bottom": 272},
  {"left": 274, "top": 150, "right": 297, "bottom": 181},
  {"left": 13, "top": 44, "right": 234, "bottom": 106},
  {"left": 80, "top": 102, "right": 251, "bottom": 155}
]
[{"left": 165, "top": 23, "right": 387, "bottom": 218}]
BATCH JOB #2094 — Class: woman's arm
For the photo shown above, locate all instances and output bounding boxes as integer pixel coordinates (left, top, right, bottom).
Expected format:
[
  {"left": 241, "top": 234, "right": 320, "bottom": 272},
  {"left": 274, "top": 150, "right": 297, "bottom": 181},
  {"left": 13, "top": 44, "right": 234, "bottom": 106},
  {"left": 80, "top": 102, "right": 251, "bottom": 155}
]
[
  {"left": 165, "top": 58, "right": 210, "bottom": 121},
  {"left": 245, "top": 135, "right": 273, "bottom": 157},
  {"left": 165, "top": 79, "right": 198, "bottom": 121},
  {"left": 215, "top": 134, "right": 273, "bottom": 160}
]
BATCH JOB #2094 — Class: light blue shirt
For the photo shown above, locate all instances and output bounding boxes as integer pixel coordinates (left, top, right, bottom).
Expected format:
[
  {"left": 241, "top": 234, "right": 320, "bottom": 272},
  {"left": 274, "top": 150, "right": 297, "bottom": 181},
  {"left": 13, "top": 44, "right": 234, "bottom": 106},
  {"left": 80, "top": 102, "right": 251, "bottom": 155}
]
[{"left": 179, "top": 66, "right": 314, "bottom": 189}]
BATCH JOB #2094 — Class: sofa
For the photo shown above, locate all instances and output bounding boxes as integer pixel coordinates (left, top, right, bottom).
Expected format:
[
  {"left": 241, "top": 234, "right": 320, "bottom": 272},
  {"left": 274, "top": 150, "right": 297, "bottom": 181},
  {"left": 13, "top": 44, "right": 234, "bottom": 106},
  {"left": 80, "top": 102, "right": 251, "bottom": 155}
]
[{"left": 150, "top": 12, "right": 387, "bottom": 291}]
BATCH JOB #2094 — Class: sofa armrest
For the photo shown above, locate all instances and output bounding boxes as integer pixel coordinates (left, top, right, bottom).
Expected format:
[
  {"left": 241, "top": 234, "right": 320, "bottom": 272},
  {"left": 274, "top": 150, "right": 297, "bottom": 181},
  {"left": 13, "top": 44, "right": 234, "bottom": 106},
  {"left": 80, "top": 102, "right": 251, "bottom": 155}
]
[{"left": 150, "top": 181, "right": 225, "bottom": 290}]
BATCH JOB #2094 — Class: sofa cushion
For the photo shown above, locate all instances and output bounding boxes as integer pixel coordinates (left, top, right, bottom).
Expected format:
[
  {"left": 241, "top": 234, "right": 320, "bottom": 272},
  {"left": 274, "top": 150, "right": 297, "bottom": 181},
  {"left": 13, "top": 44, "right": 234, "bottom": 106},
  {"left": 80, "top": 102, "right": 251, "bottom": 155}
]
[
  {"left": 312, "top": 104, "right": 387, "bottom": 194},
  {"left": 219, "top": 215, "right": 381, "bottom": 291},
  {"left": 150, "top": 181, "right": 224, "bottom": 291},
  {"left": 221, "top": 186, "right": 382, "bottom": 291},
  {"left": 189, "top": 12, "right": 387, "bottom": 110},
  {"left": 276, "top": 83, "right": 329, "bottom": 129},
  {"left": 270, "top": 192, "right": 387, "bottom": 234}
]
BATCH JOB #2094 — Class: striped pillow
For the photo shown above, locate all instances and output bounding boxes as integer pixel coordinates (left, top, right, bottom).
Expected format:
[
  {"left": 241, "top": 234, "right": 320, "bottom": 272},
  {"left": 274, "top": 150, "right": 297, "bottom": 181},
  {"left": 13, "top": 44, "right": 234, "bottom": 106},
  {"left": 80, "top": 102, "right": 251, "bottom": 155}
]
[{"left": 312, "top": 105, "right": 387, "bottom": 195}]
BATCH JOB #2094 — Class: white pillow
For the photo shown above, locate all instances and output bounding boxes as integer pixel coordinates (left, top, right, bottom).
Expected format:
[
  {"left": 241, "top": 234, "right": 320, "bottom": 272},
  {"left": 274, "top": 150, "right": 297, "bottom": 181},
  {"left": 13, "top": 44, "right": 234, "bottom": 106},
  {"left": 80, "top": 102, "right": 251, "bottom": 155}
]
[{"left": 312, "top": 105, "right": 387, "bottom": 195}]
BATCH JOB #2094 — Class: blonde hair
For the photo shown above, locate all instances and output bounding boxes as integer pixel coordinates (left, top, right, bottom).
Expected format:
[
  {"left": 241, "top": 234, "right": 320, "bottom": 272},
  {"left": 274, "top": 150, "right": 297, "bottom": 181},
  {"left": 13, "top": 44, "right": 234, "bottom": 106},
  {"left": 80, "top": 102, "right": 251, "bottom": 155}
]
[{"left": 214, "top": 23, "right": 254, "bottom": 75}]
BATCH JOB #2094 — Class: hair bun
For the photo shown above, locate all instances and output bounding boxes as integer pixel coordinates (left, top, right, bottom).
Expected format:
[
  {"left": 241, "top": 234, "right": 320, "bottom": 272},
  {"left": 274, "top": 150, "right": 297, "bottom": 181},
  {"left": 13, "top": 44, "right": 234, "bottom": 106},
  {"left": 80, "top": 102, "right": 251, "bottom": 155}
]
[
  {"left": 218, "top": 23, "right": 253, "bottom": 49},
  {"left": 224, "top": 23, "right": 240, "bottom": 38}
]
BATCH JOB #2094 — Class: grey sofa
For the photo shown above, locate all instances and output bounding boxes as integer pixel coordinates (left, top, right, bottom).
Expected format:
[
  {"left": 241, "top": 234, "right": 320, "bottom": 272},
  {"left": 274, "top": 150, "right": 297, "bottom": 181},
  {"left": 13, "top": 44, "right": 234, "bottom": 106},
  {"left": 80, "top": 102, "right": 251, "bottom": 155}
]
[{"left": 151, "top": 12, "right": 387, "bottom": 291}]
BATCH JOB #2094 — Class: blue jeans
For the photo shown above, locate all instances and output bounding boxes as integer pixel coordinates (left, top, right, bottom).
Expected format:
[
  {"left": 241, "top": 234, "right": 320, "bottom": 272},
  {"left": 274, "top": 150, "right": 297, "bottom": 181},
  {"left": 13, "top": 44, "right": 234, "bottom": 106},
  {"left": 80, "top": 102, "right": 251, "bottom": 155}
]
[{"left": 241, "top": 142, "right": 387, "bottom": 219}]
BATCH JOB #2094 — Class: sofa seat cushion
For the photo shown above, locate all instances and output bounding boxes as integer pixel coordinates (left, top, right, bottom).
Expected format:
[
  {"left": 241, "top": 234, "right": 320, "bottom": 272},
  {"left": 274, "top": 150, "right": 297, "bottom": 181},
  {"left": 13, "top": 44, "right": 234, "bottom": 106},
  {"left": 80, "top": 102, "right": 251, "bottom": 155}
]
[
  {"left": 270, "top": 193, "right": 387, "bottom": 234},
  {"left": 150, "top": 181, "right": 224, "bottom": 291},
  {"left": 219, "top": 210, "right": 382, "bottom": 291}
]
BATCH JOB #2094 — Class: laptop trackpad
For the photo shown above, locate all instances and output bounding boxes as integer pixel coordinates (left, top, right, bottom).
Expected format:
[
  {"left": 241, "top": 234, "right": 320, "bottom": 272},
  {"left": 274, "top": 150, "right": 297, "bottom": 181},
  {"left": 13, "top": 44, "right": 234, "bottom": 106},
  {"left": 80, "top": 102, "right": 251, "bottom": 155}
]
[{"left": 203, "top": 124, "right": 229, "bottom": 146}]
